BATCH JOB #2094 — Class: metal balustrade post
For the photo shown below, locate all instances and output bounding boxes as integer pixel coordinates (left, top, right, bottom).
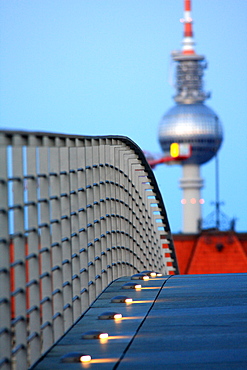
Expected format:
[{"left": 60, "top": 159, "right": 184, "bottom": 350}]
[
  {"left": 12, "top": 143, "right": 28, "bottom": 370},
  {"left": 77, "top": 145, "right": 89, "bottom": 314},
  {"left": 114, "top": 146, "right": 127, "bottom": 276},
  {"left": 60, "top": 147, "right": 73, "bottom": 331},
  {"left": 69, "top": 146, "right": 81, "bottom": 321},
  {"left": 26, "top": 145, "right": 41, "bottom": 364},
  {"left": 107, "top": 146, "right": 118, "bottom": 280},
  {"left": 50, "top": 147, "right": 63, "bottom": 341},
  {"left": 127, "top": 156, "right": 139, "bottom": 271},
  {"left": 104, "top": 145, "right": 114, "bottom": 283},
  {"left": 85, "top": 142, "right": 96, "bottom": 304},
  {"left": 116, "top": 145, "right": 126, "bottom": 277},
  {"left": 108, "top": 145, "right": 119, "bottom": 277},
  {"left": 135, "top": 168, "right": 148, "bottom": 269},
  {"left": 119, "top": 149, "right": 134, "bottom": 275},
  {"left": 0, "top": 145, "right": 11, "bottom": 369},
  {"left": 38, "top": 146, "right": 53, "bottom": 353},
  {"left": 99, "top": 141, "right": 108, "bottom": 289},
  {"left": 131, "top": 162, "right": 145, "bottom": 271},
  {"left": 92, "top": 141, "right": 102, "bottom": 297}
]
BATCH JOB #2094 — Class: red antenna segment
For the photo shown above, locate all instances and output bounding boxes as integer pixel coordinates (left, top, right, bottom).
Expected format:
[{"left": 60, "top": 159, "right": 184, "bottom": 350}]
[{"left": 182, "top": 0, "right": 195, "bottom": 54}]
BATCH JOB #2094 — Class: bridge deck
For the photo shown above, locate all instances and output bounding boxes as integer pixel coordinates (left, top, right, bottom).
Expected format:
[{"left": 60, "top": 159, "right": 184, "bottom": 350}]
[{"left": 33, "top": 273, "right": 247, "bottom": 369}]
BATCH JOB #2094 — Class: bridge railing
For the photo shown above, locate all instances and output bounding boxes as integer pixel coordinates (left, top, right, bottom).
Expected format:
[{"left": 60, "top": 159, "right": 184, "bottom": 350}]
[{"left": 0, "top": 130, "right": 178, "bottom": 369}]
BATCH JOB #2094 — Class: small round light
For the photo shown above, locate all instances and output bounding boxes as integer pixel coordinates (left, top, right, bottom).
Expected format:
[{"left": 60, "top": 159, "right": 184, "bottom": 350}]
[
  {"left": 156, "top": 273, "right": 163, "bottom": 277},
  {"left": 80, "top": 355, "right": 92, "bottom": 363},
  {"left": 142, "top": 270, "right": 157, "bottom": 278},
  {"left": 111, "top": 295, "right": 133, "bottom": 303},
  {"left": 131, "top": 273, "right": 149, "bottom": 281},
  {"left": 61, "top": 352, "right": 91, "bottom": 363},
  {"left": 99, "top": 333, "right": 109, "bottom": 339},
  {"left": 82, "top": 330, "right": 108, "bottom": 339},
  {"left": 135, "top": 284, "right": 142, "bottom": 289},
  {"left": 113, "top": 313, "right": 122, "bottom": 319},
  {"left": 98, "top": 311, "right": 122, "bottom": 320},
  {"left": 122, "top": 282, "right": 142, "bottom": 290}
]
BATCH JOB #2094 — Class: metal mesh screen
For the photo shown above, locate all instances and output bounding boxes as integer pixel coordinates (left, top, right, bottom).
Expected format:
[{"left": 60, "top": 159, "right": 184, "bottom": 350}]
[{"left": 0, "top": 130, "right": 177, "bottom": 369}]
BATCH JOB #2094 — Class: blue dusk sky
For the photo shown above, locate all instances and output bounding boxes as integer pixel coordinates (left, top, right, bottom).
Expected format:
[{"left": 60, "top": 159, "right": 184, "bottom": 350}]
[{"left": 1, "top": 0, "right": 246, "bottom": 233}]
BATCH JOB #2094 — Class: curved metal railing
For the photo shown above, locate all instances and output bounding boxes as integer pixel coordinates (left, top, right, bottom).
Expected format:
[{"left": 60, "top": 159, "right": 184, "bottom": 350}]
[{"left": 0, "top": 130, "right": 178, "bottom": 369}]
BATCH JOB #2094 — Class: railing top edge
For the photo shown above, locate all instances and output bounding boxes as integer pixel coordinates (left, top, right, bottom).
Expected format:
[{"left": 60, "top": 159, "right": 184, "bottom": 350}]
[{"left": 0, "top": 129, "right": 139, "bottom": 143}]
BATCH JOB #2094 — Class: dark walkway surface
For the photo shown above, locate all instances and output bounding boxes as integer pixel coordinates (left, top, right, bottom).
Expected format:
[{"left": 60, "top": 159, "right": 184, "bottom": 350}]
[{"left": 34, "top": 273, "right": 247, "bottom": 369}]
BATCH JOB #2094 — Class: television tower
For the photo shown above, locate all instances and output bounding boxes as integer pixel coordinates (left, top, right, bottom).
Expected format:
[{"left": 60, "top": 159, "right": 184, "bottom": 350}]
[{"left": 158, "top": 0, "right": 223, "bottom": 233}]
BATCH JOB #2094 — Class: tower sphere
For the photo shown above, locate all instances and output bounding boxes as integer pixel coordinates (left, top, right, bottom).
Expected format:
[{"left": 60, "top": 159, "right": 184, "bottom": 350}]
[{"left": 158, "top": 103, "right": 223, "bottom": 165}]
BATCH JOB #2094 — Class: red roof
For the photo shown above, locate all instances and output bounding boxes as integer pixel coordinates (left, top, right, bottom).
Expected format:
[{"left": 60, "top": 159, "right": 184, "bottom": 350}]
[{"left": 173, "top": 231, "right": 247, "bottom": 274}]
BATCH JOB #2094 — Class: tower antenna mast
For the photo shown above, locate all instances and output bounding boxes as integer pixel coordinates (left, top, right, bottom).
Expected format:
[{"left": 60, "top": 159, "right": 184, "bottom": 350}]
[{"left": 182, "top": 0, "right": 195, "bottom": 55}]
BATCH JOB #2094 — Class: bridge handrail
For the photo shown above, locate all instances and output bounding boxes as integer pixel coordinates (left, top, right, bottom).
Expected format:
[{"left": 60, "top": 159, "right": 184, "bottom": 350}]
[{"left": 0, "top": 130, "right": 178, "bottom": 369}]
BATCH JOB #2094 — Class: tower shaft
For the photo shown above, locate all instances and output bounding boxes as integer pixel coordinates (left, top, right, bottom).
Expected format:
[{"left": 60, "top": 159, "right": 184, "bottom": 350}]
[{"left": 180, "top": 164, "right": 203, "bottom": 233}]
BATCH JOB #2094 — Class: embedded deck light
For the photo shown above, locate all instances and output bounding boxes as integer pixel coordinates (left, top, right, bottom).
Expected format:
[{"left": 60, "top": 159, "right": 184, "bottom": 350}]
[
  {"left": 82, "top": 330, "right": 109, "bottom": 339},
  {"left": 113, "top": 313, "right": 122, "bottom": 319},
  {"left": 80, "top": 355, "right": 91, "bottom": 363},
  {"left": 142, "top": 270, "right": 157, "bottom": 278},
  {"left": 131, "top": 273, "right": 149, "bottom": 281},
  {"left": 61, "top": 352, "right": 91, "bottom": 363},
  {"left": 98, "top": 311, "right": 122, "bottom": 320},
  {"left": 122, "top": 282, "right": 142, "bottom": 290},
  {"left": 111, "top": 295, "right": 133, "bottom": 303}
]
